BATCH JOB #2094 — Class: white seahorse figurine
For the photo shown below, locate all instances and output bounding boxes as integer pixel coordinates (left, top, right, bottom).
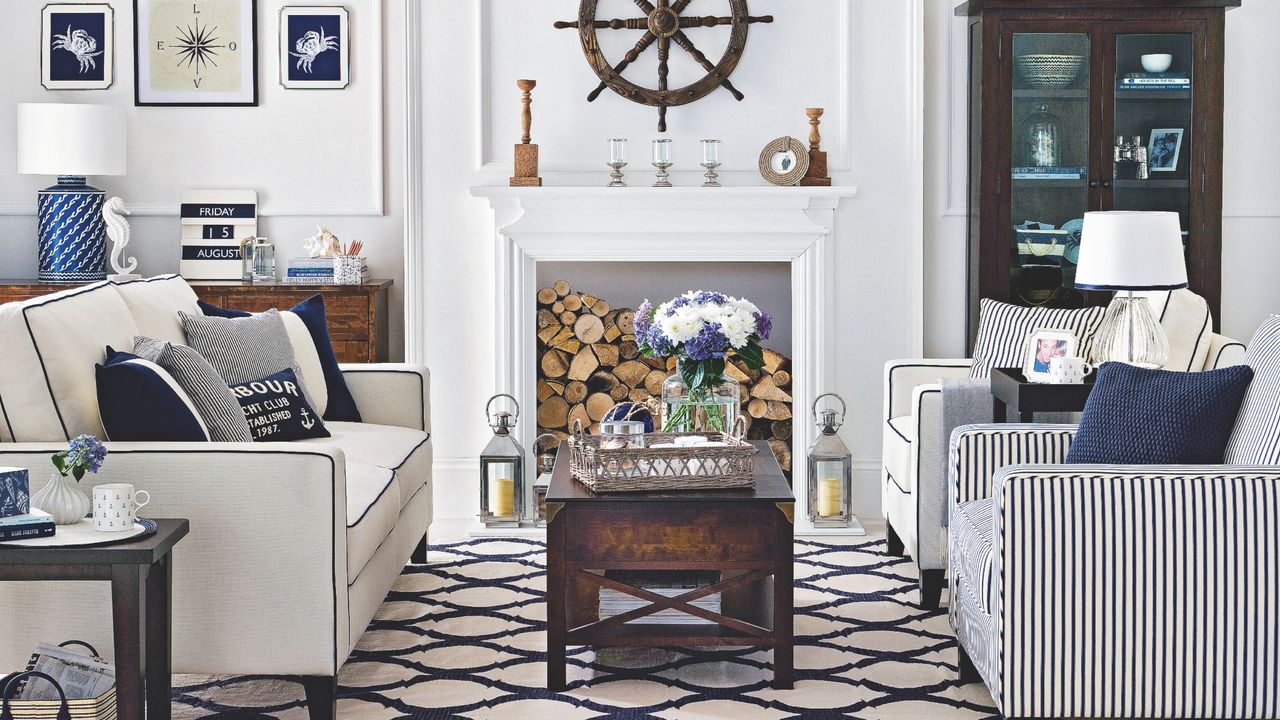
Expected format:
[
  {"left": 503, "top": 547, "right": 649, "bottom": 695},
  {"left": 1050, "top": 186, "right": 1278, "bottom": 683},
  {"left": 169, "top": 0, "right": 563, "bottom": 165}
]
[{"left": 103, "top": 197, "right": 139, "bottom": 280}]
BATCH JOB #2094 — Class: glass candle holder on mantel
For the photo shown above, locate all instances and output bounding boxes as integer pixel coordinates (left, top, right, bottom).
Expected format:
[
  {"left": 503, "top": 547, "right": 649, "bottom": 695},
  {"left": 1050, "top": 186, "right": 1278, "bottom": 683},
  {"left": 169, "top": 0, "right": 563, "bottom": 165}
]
[
  {"left": 652, "top": 139, "right": 673, "bottom": 188},
  {"left": 700, "top": 139, "right": 722, "bottom": 187},
  {"left": 607, "top": 138, "right": 628, "bottom": 188}
]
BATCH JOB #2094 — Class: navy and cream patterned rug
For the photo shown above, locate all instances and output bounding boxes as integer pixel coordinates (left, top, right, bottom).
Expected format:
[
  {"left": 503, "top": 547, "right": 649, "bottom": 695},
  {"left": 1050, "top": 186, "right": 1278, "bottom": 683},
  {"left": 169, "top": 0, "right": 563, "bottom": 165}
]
[{"left": 171, "top": 537, "right": 997, "bottom": 719}]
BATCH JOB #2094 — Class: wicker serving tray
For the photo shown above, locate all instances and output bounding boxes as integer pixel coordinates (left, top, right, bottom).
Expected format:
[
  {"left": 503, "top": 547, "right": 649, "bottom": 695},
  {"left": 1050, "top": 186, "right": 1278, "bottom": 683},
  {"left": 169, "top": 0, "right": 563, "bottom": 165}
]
[{"left": 568, "top": 428, "right": 756, "bottom": 493}]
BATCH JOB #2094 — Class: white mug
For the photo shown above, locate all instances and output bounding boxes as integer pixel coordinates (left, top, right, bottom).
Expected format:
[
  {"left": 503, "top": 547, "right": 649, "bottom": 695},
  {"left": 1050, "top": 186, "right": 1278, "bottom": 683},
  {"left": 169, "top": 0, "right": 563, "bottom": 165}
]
[
  {"left": 93, "top": 483, "right": 149, "bottom": 532},
  {"left": 1048, "top": 356, "right": 1094, "bottom": 384}
]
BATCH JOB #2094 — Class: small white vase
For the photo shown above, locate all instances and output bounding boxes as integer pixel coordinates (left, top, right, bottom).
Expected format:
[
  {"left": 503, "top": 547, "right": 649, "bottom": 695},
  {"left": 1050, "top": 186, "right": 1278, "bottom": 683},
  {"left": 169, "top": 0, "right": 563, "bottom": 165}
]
[{"left": 31, "top": 472, "right": 91, "bottom": 525}]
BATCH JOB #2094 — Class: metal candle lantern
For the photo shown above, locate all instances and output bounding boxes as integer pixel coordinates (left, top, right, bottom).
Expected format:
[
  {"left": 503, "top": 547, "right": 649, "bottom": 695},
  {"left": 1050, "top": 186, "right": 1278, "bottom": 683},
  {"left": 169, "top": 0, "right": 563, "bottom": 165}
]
[
  {"left": 531, "top": 433, "right": 560, "bottom": 528},
  {"left": 807, "top": 393, "right": 853, "bottom": 527},
  {"left": 480, "top": 394, "right": 526, "bottom": 528}
]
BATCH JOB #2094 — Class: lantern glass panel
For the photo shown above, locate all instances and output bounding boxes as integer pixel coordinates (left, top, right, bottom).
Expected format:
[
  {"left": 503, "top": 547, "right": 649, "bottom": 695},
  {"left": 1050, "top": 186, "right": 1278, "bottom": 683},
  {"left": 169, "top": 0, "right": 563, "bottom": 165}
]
[
  {"left": 813, "top": 459, "right": 848, "bottom": 519},
  {"left": 483, "top": 459, "right": 521, "bottom": 524}
]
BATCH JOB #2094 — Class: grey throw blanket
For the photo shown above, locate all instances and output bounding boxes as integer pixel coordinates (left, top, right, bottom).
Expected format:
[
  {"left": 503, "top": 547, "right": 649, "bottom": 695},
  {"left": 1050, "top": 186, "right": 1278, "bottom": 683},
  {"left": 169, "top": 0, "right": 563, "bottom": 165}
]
[{"left": 938, "top": 378, "right": 1077, "bottom": 526}]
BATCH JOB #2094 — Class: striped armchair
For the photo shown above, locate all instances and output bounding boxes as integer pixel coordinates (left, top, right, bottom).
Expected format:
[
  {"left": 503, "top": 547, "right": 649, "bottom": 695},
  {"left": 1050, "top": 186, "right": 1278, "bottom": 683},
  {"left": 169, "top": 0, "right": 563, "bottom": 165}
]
[{"left": 947, "top": 421, "right": 1280, "bottom": 718}]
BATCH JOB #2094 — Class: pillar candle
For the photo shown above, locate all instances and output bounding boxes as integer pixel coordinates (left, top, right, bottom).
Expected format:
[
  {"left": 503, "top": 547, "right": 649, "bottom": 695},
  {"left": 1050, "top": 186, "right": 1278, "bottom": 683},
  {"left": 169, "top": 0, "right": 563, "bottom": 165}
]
[
  {"left": 489, "top": 466, "right": 515, "bottom": 517},
  {"left": 818, "top": 477, "right": 843, "bottom": 517}
]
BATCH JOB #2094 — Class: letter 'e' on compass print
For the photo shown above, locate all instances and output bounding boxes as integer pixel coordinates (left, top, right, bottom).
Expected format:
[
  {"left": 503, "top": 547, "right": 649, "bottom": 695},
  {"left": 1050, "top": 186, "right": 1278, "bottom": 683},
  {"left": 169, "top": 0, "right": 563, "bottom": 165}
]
[
  {"left": 134, "top": 0, "right": 258, "bottom": 106},
  {"left": 42, "top": 4, "right": 115, "bottom": 90}
]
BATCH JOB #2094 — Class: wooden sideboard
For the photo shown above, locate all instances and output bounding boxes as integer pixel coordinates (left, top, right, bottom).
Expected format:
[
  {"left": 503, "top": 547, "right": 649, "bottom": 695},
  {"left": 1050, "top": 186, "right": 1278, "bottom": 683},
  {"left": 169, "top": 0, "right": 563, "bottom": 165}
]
[{"left": 0, "top": 279, "right": 393, "bottom": 363}]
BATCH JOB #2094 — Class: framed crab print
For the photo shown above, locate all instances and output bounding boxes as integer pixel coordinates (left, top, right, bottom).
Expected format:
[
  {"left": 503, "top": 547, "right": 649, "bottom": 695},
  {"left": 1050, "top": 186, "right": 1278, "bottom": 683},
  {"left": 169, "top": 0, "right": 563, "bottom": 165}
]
[
  {"left": 134, "top": 0, "right": 258, "bottom": 106},
  {"left": 279, "top": 6, "right": 348, "bottom": 89},
  {"left": 42, "top": 3, "right": 114, "bottom": 90}
]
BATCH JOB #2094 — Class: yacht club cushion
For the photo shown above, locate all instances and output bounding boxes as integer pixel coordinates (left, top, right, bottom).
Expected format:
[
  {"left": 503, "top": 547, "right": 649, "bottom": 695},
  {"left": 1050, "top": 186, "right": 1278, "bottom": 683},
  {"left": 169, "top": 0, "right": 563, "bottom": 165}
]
[
  {"left": 1225, "top": 314, "right": 1280, "bottom": 464},
  {"left": 96, "top": 349, "right": 210, "bottom": 442},
  {"left": 298, "top": 421, "right": 431, "bottom": 509},
  {"left": 133, "top": 337, "right": 254, "bottom": 443},
  {"left": 199, "top": 295, "right": 359, "bottom": 422},
  {"left": 229, "top": 369, "right": 330, "bottom": 442},
  {"left": 1067, "top": 361, "right": 1254, "bottom": 465},
  {"left": 968, "top": 299, "right": 1106, "bottom": 378}
]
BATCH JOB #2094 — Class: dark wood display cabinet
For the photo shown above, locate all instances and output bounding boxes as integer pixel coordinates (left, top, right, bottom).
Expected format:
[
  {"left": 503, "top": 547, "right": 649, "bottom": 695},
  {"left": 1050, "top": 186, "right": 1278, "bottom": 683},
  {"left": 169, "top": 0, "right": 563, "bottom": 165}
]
[{"left": 957, "top": 0, "right": 1239, "bottom": 340}]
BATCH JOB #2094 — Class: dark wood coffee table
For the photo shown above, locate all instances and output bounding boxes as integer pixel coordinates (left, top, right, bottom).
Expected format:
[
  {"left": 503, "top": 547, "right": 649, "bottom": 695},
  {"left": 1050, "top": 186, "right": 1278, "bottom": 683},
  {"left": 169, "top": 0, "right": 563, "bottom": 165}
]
[
  {"left": 545, "top": 440, "right": 795, "bottom": 691},
  {"left": 0, "top": 518, "right": 189, "bottom": 720}
]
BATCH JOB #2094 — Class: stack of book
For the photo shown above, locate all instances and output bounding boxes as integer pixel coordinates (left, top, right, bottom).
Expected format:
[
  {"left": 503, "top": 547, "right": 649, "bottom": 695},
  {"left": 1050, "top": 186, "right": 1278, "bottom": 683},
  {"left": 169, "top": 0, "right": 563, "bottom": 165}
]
[
  {"left": 284, "top": 257, "right": 370, "bottom": 284},
  {"left": 1117, "top": 72, "right": 1190, "bottom": 91},
  {"left": 598, "top": 571, "right": 722, "bottom": 625},
  {"left": 0, "top": 508, "right": 55, "bottom": 541},
  {"left": 1012, "top": 166, "right": 1087, "bottom": 180}
]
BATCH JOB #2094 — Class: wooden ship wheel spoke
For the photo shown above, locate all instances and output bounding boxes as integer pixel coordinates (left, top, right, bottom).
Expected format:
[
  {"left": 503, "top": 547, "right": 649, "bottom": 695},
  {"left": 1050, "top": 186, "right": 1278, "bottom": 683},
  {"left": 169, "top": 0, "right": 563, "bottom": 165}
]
[{"left": 555, "top": 0, "right": 773, "bottom": 131}]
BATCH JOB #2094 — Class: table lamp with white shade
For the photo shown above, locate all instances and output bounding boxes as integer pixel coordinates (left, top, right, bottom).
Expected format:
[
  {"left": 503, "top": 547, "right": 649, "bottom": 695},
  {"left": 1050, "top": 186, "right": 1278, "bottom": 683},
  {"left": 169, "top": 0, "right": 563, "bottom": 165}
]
[
  {"left": 16, "top": 103, "right": 126, "bottom": 283},
  {"left": 1074, "top": 210, "right": 1188, "bottom": 369}
]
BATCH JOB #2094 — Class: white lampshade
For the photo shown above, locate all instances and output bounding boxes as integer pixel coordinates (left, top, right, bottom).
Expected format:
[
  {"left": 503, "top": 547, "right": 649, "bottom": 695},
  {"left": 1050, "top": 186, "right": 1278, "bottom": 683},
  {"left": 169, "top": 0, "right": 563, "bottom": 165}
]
[
  {"left": 1074, "top": 211, "right": 1187, "bottom": 291},
  {"left": 16, "top": 103, "right": 126, "bottom": 177}
]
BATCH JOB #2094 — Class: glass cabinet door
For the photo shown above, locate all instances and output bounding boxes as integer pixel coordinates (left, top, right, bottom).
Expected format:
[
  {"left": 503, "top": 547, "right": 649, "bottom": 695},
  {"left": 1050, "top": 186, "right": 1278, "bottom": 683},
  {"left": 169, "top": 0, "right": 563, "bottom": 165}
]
[
  {"left": 1109, "top": 32, "right": 1194, "bottom": 264},
  {"left": 1009, "top": 32, "right": 1091, "bottom": 308}
]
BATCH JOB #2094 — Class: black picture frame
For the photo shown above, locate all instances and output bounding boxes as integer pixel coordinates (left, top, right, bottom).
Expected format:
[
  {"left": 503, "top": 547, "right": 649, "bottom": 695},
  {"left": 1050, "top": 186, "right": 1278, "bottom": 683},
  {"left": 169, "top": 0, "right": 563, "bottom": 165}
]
[{"left": 133, "top": 0, "right": 259, "bottom": 107}]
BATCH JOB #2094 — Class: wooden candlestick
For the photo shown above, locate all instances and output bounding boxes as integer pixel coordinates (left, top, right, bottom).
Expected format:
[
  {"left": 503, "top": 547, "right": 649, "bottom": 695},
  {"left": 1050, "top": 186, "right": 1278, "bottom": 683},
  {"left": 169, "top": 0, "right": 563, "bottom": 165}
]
[
  {"left": 799, "top": 107, "right": 832, "bottom": 187},
  {"left": 510, "top": 79, "right": 543, "bottom": 187}
]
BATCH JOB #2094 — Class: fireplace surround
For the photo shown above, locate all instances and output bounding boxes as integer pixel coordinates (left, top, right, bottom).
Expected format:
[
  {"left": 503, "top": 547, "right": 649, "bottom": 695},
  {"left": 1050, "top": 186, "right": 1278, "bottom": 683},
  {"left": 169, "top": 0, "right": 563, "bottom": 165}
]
[{"left": 473, "top": 186, "right": 859, "bottom": 535}]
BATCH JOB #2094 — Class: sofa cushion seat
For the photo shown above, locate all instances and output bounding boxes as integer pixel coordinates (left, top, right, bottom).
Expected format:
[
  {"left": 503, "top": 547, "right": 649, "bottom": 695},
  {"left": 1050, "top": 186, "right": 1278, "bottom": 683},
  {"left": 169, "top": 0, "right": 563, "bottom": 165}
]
[
  {"left": 345, "top": 461, "right": 399, "bottom": 580},
  {"left": 883, "top": 416, "right": 914, "bottom": 493},
  {"left": 300, "top": 422, "right": 430, "bottom": 508},
  {"left": 953, "top": 497, "right": 996, "bottom": 614}
]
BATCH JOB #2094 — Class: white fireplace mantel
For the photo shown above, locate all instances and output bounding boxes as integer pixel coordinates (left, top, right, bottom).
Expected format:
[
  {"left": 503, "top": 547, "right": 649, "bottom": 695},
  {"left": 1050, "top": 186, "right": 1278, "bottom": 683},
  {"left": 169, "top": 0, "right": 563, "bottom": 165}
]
[{"left": 472, "top": 185, "right": 860, "bottom": 535}]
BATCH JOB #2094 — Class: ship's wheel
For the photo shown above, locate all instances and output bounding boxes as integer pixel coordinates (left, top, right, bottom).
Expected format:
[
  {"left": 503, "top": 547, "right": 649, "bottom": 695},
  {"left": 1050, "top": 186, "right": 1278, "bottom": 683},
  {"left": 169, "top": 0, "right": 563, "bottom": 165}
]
[{"left": 554, "top": 0, "right": 774, "bottom": 132}]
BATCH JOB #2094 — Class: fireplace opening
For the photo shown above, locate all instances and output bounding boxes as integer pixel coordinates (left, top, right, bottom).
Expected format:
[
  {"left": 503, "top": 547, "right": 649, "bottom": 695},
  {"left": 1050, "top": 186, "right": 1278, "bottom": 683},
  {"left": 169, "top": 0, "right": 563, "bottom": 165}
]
[{"left": 534, "top": 261, "right": 794, "bottom": 478}]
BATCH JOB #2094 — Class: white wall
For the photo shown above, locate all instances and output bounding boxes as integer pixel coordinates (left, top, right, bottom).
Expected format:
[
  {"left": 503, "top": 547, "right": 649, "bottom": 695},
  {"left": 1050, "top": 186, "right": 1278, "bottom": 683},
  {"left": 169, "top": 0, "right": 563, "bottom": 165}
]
[
  {"left": 0, "top": 0, "right": 406, "bottom": 359},
  {"left": 413, "top": 0, "right": 924, "bottom": 521},
  {"left": 925, "top": 0, "right": 1280, "bottom": 355}
]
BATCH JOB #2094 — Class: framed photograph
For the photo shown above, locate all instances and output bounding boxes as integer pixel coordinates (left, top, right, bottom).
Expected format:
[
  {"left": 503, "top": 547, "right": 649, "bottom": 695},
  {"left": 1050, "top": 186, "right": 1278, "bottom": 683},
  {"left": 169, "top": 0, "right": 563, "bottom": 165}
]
[
  {"left": 134, "top": 0, "right": 258, "bottom": 106},
  {"left": 1023, "top": 328, "right": 1078, "bottom": 382},
  {"left": 279, "top": 6, "right": 349, "bottom": 89},
  {"left": 42, "top": 3, "right": 114, "bottom": 90},
  {"left": 758, "top": 136, "right": 810, "bottom": 186},
  {"left": 1148, "top": 128, "right": 1184, "bottom": 172}
]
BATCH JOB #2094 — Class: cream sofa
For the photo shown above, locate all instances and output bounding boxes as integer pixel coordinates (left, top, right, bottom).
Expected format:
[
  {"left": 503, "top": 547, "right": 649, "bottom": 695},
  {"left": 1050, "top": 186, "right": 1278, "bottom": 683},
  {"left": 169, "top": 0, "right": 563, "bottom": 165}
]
[
  {"left": 881, "top": 289, "right": 1244, "bottom": 609},
  {"left": 0, "top": 275, "right": 431, "bottom": 718}
]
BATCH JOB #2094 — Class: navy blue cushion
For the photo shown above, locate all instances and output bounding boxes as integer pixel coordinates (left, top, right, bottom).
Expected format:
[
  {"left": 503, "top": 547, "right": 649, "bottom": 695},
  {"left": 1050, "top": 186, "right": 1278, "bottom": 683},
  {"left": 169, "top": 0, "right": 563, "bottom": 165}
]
[
  {"left": 96, "top": 348, "right": 211, "bottom": 442},
  {"left": 229, "top": 368, "right": 331, "bottom": 442},
  {"left": 1067, "top": 362, "right": 1254, "bottom": 465},
  {"left": 199, "top": 295, "right": 362, "bottom": 422}
]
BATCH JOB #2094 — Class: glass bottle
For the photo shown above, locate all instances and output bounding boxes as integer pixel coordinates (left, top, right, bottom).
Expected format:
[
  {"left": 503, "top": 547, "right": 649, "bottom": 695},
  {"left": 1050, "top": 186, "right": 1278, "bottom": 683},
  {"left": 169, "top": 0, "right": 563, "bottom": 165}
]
[{"left": 1024, "top": 105, "right": 1060, "bottom": 167}]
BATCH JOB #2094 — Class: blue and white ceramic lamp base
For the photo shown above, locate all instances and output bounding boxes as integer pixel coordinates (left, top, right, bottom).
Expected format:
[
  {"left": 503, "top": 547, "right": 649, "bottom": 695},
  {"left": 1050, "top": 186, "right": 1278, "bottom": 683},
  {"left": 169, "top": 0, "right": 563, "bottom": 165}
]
[{"left": 37, "top": 176, "right": 107, "bottom": 283}]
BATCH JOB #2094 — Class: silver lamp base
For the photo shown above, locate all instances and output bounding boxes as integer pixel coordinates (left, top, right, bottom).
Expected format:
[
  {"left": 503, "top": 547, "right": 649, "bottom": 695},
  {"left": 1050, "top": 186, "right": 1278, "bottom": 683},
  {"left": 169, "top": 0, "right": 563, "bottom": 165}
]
[{"left": 1088, "top": 292, "right": 1169, "bottom": 369}]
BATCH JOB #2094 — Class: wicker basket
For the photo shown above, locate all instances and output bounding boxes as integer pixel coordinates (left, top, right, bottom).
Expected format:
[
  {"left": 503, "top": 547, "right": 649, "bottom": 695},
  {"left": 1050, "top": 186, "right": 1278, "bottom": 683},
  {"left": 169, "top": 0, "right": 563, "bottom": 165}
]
[
  {"left": 568, "top": 418, "right": 756, "bottom": 493},
  {"left": 1, "top": 642, "right": 117, "bottom": 720}
]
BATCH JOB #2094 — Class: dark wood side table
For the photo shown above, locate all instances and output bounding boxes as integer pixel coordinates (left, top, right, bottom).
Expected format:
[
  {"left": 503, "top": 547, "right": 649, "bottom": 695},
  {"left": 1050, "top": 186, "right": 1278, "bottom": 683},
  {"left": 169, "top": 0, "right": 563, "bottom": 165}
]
[
  {"left": 990, "top": 367, "right": 1094, "bottom": 423},
  {"left": 0, "top": 279, "right": 393, "bottom": 363},
  {"left": 545, "top": 441, "right": 795, "bottom": 691},
  {"left": 0, "top": 519, "right": 189, "bottom": 720}
]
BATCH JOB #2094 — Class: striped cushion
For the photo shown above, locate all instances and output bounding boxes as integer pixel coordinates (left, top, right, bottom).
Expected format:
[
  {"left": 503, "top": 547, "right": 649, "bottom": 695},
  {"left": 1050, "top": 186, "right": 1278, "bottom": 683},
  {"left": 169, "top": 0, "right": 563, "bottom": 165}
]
[
  {"left": 178, "top": 309, "right": 317, "bottom": 410},
  {"left": 1137, "top": 289, "right": 1213, "bottom": 371},
  {"left": 134, "top": 337, "right": 253, "bottom": 443},
  {"left": 969, "top": 299, "right": 1106, "bottom": 378},
  {"left": 1225, "top": 315, "right": 1280, "bottom": 464}
]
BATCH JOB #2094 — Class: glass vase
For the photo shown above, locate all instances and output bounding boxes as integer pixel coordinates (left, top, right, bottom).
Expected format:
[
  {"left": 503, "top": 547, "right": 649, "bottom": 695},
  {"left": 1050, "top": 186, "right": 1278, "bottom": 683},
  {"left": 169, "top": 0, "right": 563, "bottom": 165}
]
[
  {"left": 30, "top": 472, "right": 91, "bottom": 525},
  {"left": 660, "top": 364, "right": 741, "bottom": 433}
]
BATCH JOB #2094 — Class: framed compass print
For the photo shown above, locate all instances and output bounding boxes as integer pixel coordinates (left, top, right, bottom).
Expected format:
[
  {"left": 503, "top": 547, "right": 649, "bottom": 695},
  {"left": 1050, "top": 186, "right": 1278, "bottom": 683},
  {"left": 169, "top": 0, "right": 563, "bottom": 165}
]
[
  {"left": 279, "top": 6, "right": 348, "bottom": 89},
  {"left": 134, "top": 0, "right": 258, "bottom": 106},
  {"left": 42, "top": 3, "right": 115, "bottom": 90}
]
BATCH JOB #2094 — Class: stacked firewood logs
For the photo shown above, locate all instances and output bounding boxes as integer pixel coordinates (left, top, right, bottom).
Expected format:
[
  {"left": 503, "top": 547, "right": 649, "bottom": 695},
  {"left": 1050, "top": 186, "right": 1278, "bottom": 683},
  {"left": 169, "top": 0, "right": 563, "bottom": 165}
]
[{"left": 535, "top": 281, "right": 795, "bottom": 475}]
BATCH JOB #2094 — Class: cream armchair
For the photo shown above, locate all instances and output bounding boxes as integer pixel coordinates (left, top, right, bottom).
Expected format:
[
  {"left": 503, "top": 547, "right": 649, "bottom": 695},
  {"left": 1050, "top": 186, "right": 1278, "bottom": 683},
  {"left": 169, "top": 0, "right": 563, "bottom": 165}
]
[{"left": 881, "top": 289, "right": 1244, "bottom": 609}]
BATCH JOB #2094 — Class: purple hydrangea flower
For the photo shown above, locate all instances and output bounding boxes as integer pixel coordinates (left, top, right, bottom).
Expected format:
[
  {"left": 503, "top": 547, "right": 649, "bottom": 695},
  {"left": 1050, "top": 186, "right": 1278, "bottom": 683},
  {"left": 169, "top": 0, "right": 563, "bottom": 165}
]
[
  {"left": 645, "top": 324, "right": 675, "bottom": 357},
  {"left": 68, "top": 434, "right": 107, "bottom": 472},
  {"left": 685, "top": 323, "right": 730, "bottom": 361},
  {"left": 692, "top": 291, "right": 727, "bottom": 305},
  {"left": 753, "top": 311, "right": 773, "bottom": 341},
  {"left": 634, "top": 299, "right": 653, "bottom": 337},
  {"left": 664, "top": 295, "right": 691, "bottom": 315}
]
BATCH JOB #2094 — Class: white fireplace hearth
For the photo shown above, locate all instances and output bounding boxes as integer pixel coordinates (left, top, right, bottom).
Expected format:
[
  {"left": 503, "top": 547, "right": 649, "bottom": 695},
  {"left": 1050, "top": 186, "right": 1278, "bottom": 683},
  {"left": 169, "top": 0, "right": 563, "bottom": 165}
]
[{"left": 472, "top": 185, "right": 860, "bottom": 536}]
